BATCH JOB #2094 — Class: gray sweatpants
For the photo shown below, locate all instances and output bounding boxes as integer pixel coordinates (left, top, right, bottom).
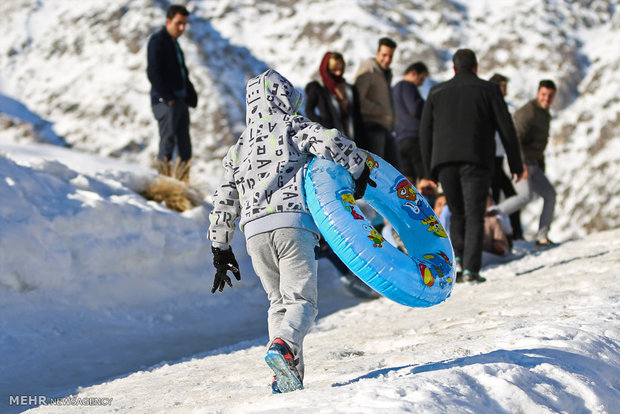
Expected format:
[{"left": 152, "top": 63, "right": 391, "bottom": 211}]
[
  {"left": 246, "top": 228, "right": 320, "bottom": 379},
  {"left": 497, "top": 163, "right": 556, "bottom": 240}
]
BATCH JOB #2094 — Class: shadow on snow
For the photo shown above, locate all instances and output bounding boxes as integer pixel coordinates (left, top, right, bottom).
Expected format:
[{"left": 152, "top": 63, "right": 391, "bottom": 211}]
[{"left": 334, "top": 347, "right": 620, "bottom": 413}]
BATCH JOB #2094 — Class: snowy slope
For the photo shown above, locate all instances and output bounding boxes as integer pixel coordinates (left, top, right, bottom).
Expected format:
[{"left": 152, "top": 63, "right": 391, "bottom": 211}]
[
  {"left": 0, "top": 142, "right": 255, "bottom": 406},
  {"left": 1, "top": 0, "right": 619, "bottom": 239},
  {"left": 0, "top": 142, "right": 618, "bottom": 414},
  {"left": 21, "top": 229, "right": 620, "bottom": 414},
  {"left": 0, "top": 0, "right": 262, "bottom": 179}
]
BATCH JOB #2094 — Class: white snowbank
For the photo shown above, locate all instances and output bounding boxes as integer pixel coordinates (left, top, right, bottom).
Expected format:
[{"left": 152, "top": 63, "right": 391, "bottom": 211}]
[{"left": 0, "top": 141, "right": 367, "bottom": 414}]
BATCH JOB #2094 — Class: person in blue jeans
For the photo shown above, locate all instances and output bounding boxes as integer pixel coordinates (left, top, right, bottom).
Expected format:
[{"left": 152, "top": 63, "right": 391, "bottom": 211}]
[{"left": 208, "top": 69, "right": 372, "bottom": 393}]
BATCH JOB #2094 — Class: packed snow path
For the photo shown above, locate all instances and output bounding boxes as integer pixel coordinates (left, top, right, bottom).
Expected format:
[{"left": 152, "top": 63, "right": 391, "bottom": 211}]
[{"left": 25, "top": 230, "right": 620, "bottom": 414}]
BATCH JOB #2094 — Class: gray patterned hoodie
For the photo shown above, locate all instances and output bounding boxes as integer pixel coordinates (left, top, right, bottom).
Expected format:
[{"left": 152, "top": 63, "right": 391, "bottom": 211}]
[{"left": 209, "top": 69, "right": 367, "bottom": 249}]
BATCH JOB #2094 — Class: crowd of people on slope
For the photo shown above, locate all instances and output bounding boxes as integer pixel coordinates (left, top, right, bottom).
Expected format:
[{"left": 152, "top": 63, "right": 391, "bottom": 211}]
[
  {"left": 301, "top": 40, "right": 558, "bottom": 283},
  {"left": 146, "top": 4, "right": 560, "bottom": 394}
]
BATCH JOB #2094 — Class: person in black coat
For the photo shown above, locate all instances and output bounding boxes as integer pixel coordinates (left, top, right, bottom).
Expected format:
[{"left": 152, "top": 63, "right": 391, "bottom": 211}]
[
  {"left": 419, "top": 49, "right": 525, "bottom": 283},
  {"left": 304, "top": 52, "right": 378, "bottom": 299},
  {"left": 147, "top": 5, "right": 198, "bottom": 175},
  {"left": 304, "top": 52, "right": 365, "bottom": 144}
]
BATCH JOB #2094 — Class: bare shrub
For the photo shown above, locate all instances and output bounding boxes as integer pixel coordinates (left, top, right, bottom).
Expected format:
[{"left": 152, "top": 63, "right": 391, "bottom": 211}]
[{"left": 141, "top": 159, "right": 205, "bottom": 212}]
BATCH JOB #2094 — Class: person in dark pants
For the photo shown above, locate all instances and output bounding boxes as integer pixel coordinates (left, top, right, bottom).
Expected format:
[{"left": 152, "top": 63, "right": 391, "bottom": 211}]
[
  {"left": 488, "top": 73, "right": 523, "bottom": 240},
  {"left": 393, "top": 61, "right": 429, "bottom": 184},
  {"left": 354, "top": 37, "right": 399, "bottom": 168},
  {"left": 420, "top": 49, "right": 525, "bottom": 283},
  {"left": 147, "top": 4, "right": 198, "bottom": 178},
  {"left": 305, "top": 52, "right": 379, "bottom": 299}
]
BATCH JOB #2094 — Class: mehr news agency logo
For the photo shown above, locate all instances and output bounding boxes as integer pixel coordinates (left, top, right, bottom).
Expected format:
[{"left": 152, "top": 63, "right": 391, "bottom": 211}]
[{"left": 9, "top": 395, "right": 113, "bottom": 407}]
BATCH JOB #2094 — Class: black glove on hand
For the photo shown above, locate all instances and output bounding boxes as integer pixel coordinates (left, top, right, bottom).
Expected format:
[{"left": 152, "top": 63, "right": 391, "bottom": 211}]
[
  {"left": 353, "top": 164, "right": 376, "bottom": 200},
  {"left": 211, "top": 246, "right": 241, "bottom": 294}
]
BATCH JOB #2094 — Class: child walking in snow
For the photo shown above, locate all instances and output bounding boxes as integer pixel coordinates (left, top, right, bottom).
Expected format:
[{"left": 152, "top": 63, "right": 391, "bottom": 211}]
[{"left": 208, "top": 69, "right": 372, "bottom": 393}]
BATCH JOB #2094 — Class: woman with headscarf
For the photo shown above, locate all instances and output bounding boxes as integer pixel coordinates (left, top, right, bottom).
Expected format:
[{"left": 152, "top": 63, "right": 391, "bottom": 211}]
[
  {"left": 305, "top": 52, "right": 377, "bottom": 299},
  {"left": 305, "top": 52, "right": 365, "bottom": 144}
]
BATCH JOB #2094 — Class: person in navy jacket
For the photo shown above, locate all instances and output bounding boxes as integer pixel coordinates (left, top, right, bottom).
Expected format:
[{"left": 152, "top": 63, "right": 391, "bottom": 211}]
[
  {"left": 393, "top": 61, "right": 429, "bottom": 184},
  {"left": 147, "top": 4, "right": 197, "bottom": 175}
]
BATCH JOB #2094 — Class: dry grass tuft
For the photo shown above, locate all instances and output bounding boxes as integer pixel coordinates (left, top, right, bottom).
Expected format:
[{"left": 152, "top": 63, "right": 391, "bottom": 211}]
[
  {"left": 156, "top": 158, "right": 191, "bottom": 183},
  {"left": 141, "top": 159, "right": 204, "bottom": 212}
]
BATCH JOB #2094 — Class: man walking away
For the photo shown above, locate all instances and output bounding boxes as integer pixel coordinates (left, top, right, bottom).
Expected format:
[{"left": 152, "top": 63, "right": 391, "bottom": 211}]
[
  {"left": 420, "top": 49, "right": 525, "bottom": 283},
  {"left": 147, "top": 4, "right": 198, "bottom": 180}
]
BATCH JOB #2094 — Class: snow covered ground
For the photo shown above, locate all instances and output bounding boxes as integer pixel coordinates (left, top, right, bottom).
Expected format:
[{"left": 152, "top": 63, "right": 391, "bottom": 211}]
[
  {"left": 1, "top": 141, "right": 619, "bottom": 413},
  {"left": 0, "top": 141, "right": 369, "bottom": 413}
]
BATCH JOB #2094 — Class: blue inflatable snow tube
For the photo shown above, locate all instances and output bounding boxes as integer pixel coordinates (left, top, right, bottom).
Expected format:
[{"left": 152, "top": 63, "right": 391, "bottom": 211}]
[{"left": 304, "top": 152, "right": 455, "bottom": 307}]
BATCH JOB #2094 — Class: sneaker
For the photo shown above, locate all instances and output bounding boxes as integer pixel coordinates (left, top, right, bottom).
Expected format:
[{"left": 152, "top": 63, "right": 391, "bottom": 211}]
[
  {"left": 455, "top": 256, "right": 463, "bottom": 273},
  {"left": 271, "top": 376, "right": 281, "bottom": 394},
  {"left": 265, "top": 338, "right": 303, "bottom": 393},
  {"left": 535, "top": 238, "right": 555, "bottom": 248},
  {"left": 455, "top": 257, "right": 464, "bottom": 283},
  {"left": 462, "top": 270, "right": 486, "bottom": 283}
]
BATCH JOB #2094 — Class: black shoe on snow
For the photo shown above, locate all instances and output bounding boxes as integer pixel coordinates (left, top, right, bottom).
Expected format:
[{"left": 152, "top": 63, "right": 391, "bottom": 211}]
[{"left": 462, "top": 270, "right": 486, "bottom": 283}]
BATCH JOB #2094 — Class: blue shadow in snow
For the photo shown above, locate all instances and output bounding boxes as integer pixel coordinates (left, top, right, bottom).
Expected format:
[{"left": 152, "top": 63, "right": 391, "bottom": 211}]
[
  {"left": 333, "top": 347, "right": 620, "bottom": 413},
  {"left": 0, "top": 94, "right": 68, "bottom": 146}
]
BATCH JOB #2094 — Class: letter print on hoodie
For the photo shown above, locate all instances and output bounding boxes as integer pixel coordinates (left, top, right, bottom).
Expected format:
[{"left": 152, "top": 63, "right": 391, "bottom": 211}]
[{"left": 209, "top": 69, "right": 367, "bottom": 248}]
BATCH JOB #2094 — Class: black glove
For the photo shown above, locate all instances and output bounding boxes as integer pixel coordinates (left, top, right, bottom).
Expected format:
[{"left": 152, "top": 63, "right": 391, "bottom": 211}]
[
  {"left": 353, "top": 164, "right": 376, "bottom": 200},
  {"left": 211, "top": 246, "right": 241, "bottom": 294}
]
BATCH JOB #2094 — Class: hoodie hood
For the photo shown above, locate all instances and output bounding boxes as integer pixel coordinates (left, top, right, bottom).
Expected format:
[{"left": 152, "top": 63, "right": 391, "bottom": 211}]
[
  {"left": 209, "top": 69, "right": 367, "bottom": 249},
  {"left": 245, "top": 69, "right": 303, "bottom": 124}
]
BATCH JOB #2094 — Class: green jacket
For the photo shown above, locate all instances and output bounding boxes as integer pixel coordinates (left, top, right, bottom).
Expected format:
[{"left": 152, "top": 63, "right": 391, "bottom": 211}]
[{"left": 514, "top": 99, "right": 551, "bottom": 166}]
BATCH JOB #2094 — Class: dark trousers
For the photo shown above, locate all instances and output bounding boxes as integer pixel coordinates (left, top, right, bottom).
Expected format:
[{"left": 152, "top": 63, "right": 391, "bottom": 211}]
[
  {"left": 318, "top": 237, "right": 349, "bottom": 275},
  {"left": 360, "top": 122, "right": 400, "bottom": 169},
  {"left": 397, "top": 136, "right": 424, "bottom": 183},
  {"left": 438, "top": 163, "right": 491, "bottom": 274},
  {"left": 152, "top": 101, "right": 192, "bottom": 162},
  {"left": 491, "top": 157, "right": 523, "bottom": 239}
]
